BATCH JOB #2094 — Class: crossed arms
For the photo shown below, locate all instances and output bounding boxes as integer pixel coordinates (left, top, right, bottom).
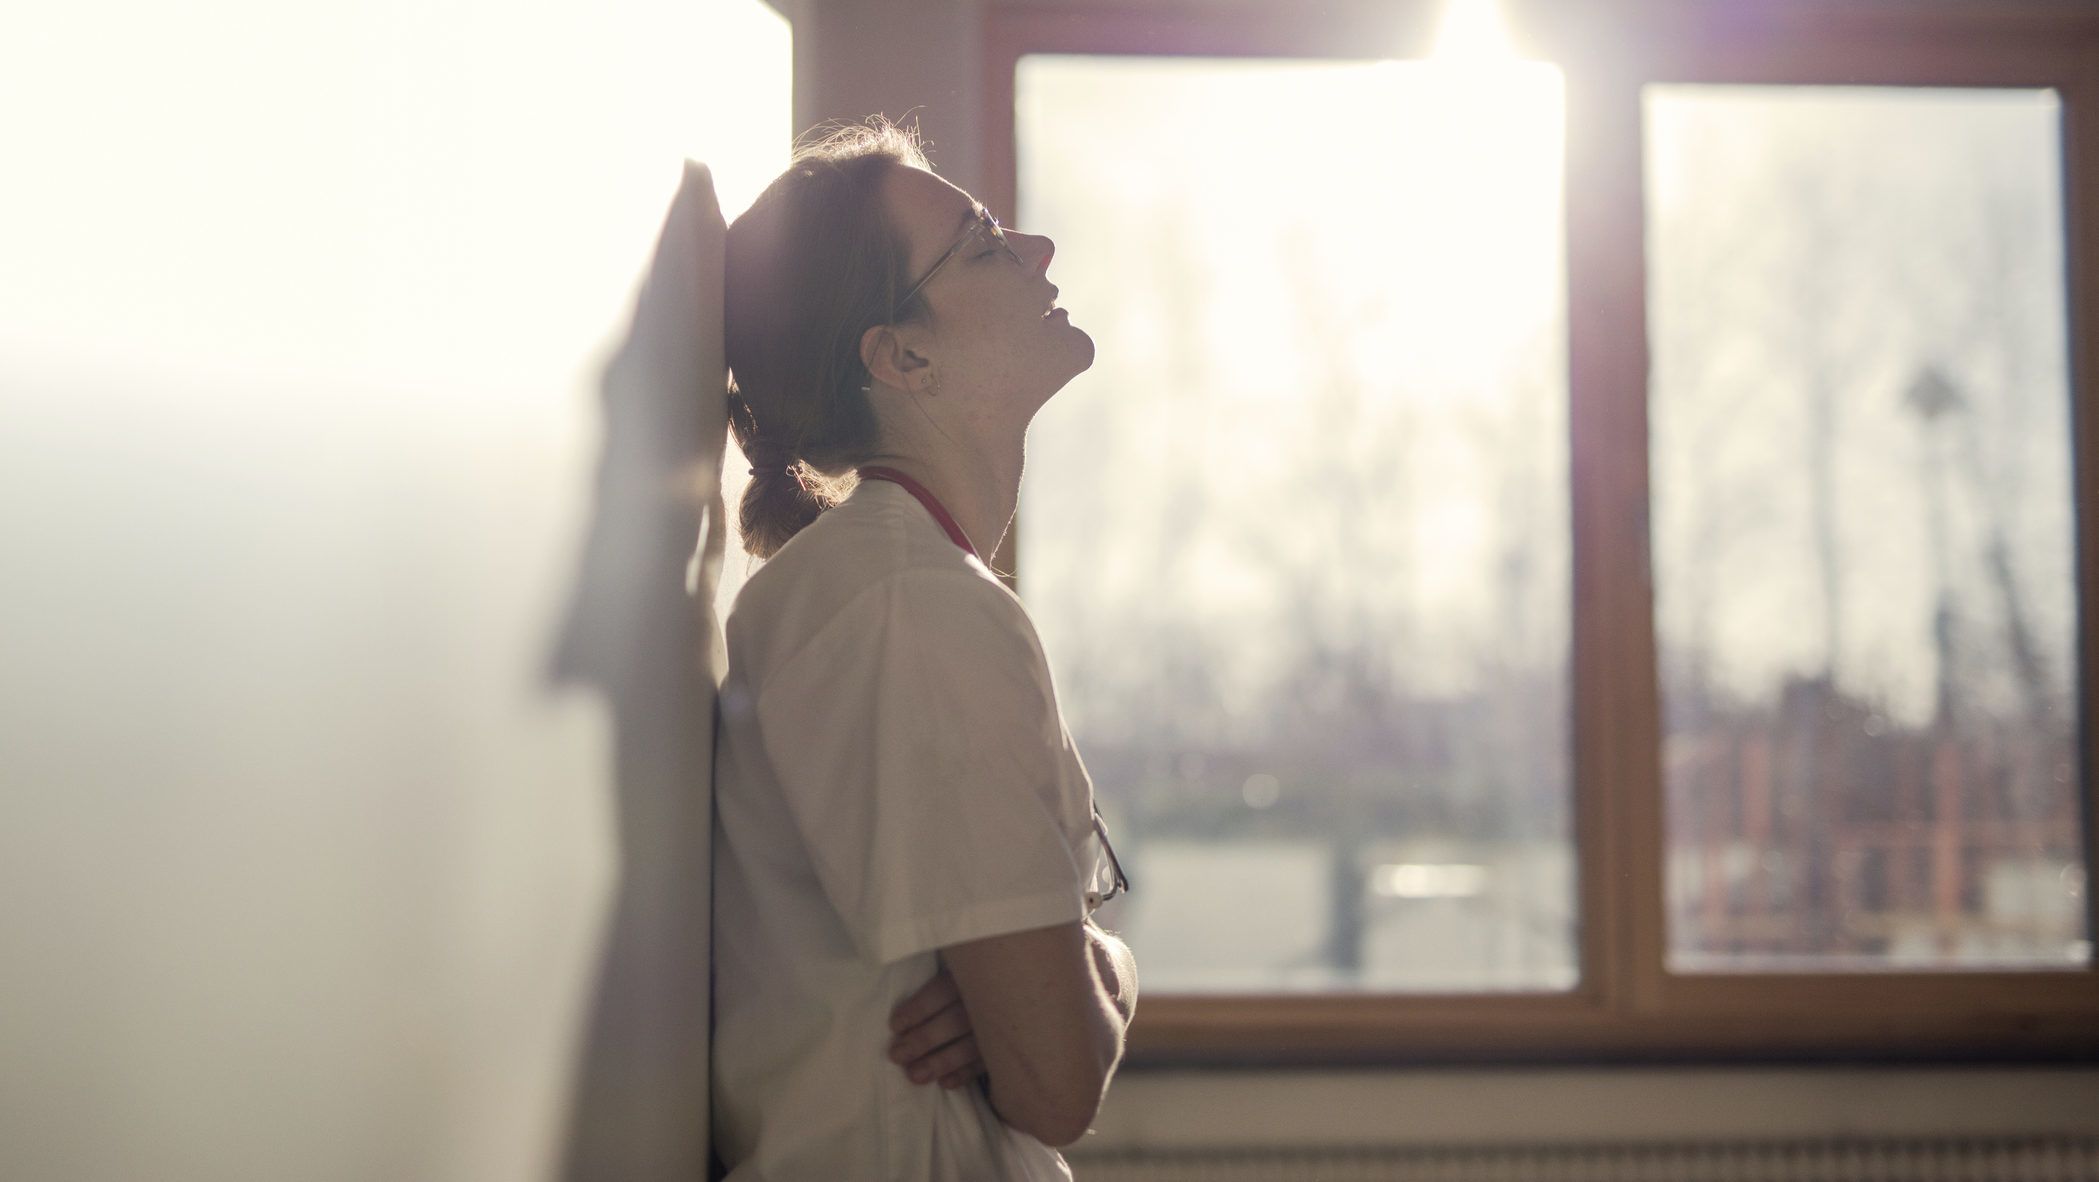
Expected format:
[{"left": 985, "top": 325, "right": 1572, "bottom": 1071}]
[{"left": 886, "top": 919, "right": 1138, "bottom": 1147}]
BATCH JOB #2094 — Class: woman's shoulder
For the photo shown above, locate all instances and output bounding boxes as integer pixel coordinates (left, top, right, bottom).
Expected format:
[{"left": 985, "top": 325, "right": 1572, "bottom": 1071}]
[
  {"left": 723, "top": 484, "right": 1031, "bottom": 683},
  {"left": 735, "top": 482, "right": 996, "bottom": 614}
]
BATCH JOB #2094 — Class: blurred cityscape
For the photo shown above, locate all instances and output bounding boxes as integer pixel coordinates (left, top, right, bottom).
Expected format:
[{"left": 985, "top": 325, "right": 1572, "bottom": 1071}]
[{"left": 1014, "top": 61, "right": 2087, "bottom": 990}]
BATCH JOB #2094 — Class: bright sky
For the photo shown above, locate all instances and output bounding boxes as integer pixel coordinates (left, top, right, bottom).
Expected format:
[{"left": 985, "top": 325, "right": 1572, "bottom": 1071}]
[
  {"left": 1017, "top": 14, "right": 1570, "bottom": 712},
  {"left": 1018, "top": 2, "right": 2073, "bottom": 740}
]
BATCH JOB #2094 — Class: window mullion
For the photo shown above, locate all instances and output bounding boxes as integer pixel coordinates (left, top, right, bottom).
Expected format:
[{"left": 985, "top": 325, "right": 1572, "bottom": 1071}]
[
  {"left": 2070, "top": 60, "right": 2099, "bottom": 961},
  {"left": 1563, "top": 47, "right": 1668, "bottom": 1016}
]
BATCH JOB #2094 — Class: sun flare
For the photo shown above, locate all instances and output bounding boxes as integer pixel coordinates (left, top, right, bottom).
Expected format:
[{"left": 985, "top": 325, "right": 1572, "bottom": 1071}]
[{"left": 1433, "top": 0, "right": 1517, "bottom": 62}]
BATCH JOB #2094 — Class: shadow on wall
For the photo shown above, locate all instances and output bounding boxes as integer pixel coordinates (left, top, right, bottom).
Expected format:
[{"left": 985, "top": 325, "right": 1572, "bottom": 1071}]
[{"left": 547, "top": 162, "right": 731, "bottom": 1182}]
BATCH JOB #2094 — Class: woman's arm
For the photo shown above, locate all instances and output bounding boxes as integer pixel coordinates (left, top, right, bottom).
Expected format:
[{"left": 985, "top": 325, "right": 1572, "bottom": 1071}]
[
  {"left": 1085, "top": 921, "right": 1137, "bottom": 1027},
  {"left": 887, "top": 923, "right": 1138, "bottom": 1096},
  {"left": 937, "top": 920, "right": 1128, "bottom": 1147}
]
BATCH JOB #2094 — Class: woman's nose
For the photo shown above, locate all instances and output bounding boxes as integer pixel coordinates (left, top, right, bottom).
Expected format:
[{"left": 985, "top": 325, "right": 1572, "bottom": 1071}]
[{"left": 1031, "top": 234, "right": 1055, "bottom": 273}]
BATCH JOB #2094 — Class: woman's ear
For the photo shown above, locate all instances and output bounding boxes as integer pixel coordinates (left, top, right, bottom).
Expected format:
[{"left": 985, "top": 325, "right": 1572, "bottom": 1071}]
[{"left": 860, "top": 322, "right": 936, "bottom": 393}]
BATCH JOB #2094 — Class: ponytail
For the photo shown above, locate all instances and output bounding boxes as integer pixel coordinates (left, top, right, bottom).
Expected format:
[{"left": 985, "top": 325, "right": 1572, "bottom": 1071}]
[{"left": 727, "top": 385, "right": 837, "bottom": 560}]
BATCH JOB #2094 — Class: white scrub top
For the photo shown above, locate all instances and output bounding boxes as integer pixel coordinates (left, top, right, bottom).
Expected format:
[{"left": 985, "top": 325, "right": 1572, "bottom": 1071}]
[{"left": 711, "top": 476, "right": 1103, "bottom": 1181}]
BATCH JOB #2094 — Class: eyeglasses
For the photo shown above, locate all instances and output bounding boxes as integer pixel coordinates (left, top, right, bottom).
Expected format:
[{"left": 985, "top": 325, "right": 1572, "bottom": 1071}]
[
  {"left": 893, "top": 203, "right": 1022, "bottom": 316},
  {"left": 1085, "top": 804, "right": 1131, "bottom": 914}
]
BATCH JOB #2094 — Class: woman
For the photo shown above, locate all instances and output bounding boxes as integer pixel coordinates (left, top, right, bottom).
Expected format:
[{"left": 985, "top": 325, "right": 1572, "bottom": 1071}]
[{"left": 710, "top": 119, "right": 1138, "bottom": 1181}]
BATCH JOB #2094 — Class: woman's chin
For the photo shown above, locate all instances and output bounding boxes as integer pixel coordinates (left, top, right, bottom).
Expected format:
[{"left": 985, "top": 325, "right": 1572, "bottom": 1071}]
[{"left": 1057, "top": 317, "right": 1095, "bottom": 369}]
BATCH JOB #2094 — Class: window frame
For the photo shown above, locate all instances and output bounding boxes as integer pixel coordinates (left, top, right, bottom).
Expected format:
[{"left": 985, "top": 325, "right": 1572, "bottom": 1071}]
[{"left": 986, "top": 0, "right": 2099, "bottom": 1064}]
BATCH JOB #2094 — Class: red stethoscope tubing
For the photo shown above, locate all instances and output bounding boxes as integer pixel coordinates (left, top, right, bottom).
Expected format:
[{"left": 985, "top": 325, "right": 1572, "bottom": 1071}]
[{"left": 856, "top": 466, "right": 979, "bottom": 560}]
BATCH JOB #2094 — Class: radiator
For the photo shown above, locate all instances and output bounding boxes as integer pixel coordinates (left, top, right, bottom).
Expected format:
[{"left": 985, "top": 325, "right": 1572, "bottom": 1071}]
[{"left": 1067, "top": 1136, "right": 2099, "bottom": 1181}]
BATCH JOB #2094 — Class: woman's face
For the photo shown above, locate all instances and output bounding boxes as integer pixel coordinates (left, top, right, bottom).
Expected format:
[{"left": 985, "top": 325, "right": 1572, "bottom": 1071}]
[{"left": 874, "top": 165, "right": 1094, "bottom": 424}]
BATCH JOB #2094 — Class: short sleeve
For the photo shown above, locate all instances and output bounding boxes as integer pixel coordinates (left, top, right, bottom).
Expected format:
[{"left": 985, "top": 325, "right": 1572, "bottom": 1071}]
[{"left": 752, "top": 568, "right": 1092, "bottom": 965}]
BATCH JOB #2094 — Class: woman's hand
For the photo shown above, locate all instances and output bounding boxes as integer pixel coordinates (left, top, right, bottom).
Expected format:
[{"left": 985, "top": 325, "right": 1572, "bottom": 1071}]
[{"left": 887, "top": 964, "right": 987, "bottom": 1090}]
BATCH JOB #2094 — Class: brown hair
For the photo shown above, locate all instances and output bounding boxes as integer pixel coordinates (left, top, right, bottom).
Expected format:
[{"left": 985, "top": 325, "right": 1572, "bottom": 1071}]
[{"left": 723, "top": 117, "right": 934, "bottom": 559}]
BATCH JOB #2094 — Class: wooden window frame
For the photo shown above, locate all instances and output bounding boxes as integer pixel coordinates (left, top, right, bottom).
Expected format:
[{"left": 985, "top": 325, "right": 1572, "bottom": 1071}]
[{"left": 985, "top": 0, "right": 2099, "bottom": 1064}]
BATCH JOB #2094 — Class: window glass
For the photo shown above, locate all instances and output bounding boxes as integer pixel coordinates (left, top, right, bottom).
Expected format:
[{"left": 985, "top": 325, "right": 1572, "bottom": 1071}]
[
  {"left": 1019, "top": 55, "right": 1574, "bottom": 991},
  {"left": 1645, "top": 86, "right": 2088, "bottom": 971}
]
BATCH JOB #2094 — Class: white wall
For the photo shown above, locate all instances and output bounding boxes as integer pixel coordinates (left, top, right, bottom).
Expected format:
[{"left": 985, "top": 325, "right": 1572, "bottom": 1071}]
[{"left": 0, "top": 2, "right": 786, "bottom": 1179}]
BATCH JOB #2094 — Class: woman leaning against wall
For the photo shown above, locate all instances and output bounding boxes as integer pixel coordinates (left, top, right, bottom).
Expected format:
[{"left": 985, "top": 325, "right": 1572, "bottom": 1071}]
[{"left": 709, "top": 118, "right": 1137, "bottom": 1182}]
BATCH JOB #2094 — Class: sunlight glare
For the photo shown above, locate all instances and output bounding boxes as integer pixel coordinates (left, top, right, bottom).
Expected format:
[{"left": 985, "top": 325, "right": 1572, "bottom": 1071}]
[
  {"left": 1019, "top": 54, "right": 1567, "bottom": 694},
  {"left": 1433, "top": 0, "right": 1517, "bottom": 62}
]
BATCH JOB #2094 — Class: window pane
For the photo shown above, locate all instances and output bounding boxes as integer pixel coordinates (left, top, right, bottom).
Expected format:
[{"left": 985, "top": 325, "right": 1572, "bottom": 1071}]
[
  {"left": 1018, "top": 56, "right": 1573, "bottom": 991},
  {"left": 1645, "top": 86, "right": 2088, "bottom": 971}
]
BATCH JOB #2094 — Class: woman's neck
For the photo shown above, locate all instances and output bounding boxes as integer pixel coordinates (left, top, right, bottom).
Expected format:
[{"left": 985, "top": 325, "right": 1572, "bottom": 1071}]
[{"left": 864, "top": 439, "right": 1024, "bottom": 563}]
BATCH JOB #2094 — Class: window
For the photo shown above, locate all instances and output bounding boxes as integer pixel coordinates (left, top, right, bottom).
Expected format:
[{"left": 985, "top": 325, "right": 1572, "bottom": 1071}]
[
  {"left": 1646, "top": 86, "right": 2083, "bottom": 972},
  {"left": 1017, "top": 55, "right": 1575, "bottom": 994},
  {"left": 989, "top": 0, "right": 2099, "bottom": 1059}
]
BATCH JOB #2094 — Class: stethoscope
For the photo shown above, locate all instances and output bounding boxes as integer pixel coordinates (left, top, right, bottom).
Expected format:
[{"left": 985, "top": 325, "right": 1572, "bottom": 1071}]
[{"left": 855, "top": 465, "right": 1130, "bottom": 914}]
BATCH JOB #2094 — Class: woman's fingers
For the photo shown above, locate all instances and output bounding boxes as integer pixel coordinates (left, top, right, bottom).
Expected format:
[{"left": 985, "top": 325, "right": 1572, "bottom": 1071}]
[
  {"left": 888, "top": 967, "right": 987, "bottom": 1088},
  {"left": 888, "top": 968, "right": 962, "bottom": 1034},
  {"left": 907, "top": 1034, "right": 983, "bottom": 1088},
  {"left": 888, "top": 1000, "right": 971, "bottom": 1069}
]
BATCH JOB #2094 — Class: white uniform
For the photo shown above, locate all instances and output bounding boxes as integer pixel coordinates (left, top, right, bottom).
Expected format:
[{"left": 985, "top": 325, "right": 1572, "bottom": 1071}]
[{"left": 711, "top": 476, "right": 1102, "bottom": 1181}]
